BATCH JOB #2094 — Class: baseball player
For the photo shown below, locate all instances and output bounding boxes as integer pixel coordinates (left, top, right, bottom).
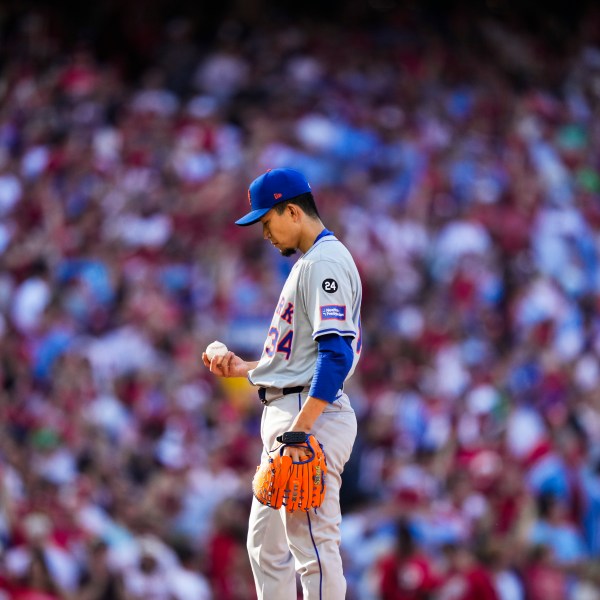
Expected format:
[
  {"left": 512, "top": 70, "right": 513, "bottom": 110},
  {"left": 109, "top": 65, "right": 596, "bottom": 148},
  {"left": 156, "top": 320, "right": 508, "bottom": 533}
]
[{"left": 202, "top": 167, "right": 362, "bottom": 599}]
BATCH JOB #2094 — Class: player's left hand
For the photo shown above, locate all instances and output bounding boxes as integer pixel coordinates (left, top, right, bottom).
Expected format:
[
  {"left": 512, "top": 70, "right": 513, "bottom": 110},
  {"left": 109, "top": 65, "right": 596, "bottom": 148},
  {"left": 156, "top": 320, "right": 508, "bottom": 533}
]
[
  {"left": 281, "top": 442, "right": 313, "bottom": 463},
  {"left": 253, "top": 433, "right": 328, "bottom": 512}
]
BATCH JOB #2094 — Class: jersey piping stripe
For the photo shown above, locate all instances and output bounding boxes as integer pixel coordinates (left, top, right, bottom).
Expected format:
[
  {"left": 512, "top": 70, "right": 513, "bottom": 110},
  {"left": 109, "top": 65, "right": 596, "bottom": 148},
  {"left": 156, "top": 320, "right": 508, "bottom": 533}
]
[
  {"left": 306, "top": 511, "right": 323, "bottom": 599},
  {"left": 312, "top": 328, "right": 356, "bottom": 339}
]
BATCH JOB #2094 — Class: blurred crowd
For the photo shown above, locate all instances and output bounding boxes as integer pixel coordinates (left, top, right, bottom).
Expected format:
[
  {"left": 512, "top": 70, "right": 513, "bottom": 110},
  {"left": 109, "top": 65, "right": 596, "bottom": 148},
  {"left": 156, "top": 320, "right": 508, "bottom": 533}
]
[{"left": 1, "top": 1, "right": 600, "bottom": 598}]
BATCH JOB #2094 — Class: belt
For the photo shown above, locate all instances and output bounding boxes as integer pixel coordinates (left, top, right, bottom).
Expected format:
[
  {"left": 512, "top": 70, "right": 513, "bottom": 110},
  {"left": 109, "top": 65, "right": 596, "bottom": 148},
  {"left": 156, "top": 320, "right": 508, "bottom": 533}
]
[{"left": 258, "top": 385, "right": 306, "bottom": 405}]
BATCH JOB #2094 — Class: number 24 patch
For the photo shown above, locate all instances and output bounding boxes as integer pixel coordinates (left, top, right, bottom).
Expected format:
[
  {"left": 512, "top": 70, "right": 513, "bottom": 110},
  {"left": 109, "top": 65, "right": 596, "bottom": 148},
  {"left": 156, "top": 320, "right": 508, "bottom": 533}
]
[{"left": 322, "top": 278, "right": 338, "bottom": 293}]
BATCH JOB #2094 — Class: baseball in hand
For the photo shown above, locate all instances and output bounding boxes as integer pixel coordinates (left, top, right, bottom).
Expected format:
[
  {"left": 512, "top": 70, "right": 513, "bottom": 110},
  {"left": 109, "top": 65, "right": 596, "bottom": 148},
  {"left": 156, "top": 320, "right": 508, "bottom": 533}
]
[{"left": 205, "top": 341, "right": 228, "bottom": 361}]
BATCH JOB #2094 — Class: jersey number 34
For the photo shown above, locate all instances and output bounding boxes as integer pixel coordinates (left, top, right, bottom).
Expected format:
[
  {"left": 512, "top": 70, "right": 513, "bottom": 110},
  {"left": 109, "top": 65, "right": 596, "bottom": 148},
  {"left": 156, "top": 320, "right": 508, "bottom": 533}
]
[{"left": 265, "top": 327, "right": 293, "bottom": 360}]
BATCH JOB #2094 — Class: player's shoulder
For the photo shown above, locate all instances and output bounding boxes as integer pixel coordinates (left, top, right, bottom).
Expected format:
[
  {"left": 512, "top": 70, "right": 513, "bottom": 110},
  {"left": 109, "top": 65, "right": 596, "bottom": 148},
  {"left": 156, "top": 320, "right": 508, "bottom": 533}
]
[
  {"left": 300, "top": 238, "right": 360, "bottom": 284},
  {"left": 304, "top": 236, "right": 352, "bottom": 264}
]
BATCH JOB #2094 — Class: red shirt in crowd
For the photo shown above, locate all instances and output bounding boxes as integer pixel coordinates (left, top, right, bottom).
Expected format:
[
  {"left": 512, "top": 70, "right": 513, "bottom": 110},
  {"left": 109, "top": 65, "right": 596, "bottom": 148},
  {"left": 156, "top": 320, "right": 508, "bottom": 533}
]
[
  {"left": 523, "top": 562, "right": 567, "bottom": 600},
  {"left": 436, "top": 565, "right": 499, "bottom": 600},
  {"left": 378, "top": 552, "right": 440, "bottom": 600}
]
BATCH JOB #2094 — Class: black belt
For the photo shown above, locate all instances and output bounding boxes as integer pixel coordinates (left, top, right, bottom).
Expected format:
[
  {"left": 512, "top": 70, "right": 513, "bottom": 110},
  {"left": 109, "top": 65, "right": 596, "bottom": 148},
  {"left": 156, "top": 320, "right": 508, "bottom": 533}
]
[{"left": 258, "top": 385, "right": 306, "bottom": 404}]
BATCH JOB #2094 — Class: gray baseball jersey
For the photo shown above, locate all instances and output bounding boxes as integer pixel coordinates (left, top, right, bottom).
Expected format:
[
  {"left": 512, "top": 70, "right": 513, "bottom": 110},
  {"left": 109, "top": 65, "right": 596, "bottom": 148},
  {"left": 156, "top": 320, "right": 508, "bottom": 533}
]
[{"left": 248, "top": 233, "right": 362, "bottom": 389}]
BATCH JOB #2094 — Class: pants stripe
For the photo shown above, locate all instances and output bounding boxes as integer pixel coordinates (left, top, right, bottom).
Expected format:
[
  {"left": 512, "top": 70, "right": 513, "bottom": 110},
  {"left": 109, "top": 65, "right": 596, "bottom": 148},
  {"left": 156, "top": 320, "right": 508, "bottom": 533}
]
[
  {"left": 299, "top": 391, "right": 323, "bottom": 599},
  {"left": 306, "top": 510, "right": 323, "bottom": 599}
]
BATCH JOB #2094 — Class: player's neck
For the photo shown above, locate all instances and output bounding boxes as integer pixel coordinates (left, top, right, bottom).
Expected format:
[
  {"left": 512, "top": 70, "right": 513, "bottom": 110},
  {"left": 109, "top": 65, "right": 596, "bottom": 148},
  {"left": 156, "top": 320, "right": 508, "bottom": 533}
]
[{"left": 298, "top": 219, "right": 325, "bottom": 254}]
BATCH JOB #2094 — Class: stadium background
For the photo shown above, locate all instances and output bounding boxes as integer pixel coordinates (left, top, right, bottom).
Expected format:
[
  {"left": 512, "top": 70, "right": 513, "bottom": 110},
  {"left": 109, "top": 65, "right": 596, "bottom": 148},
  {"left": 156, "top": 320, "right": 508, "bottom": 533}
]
[{"left": 1, "top": 0, "right": 600, "bottom": 598}]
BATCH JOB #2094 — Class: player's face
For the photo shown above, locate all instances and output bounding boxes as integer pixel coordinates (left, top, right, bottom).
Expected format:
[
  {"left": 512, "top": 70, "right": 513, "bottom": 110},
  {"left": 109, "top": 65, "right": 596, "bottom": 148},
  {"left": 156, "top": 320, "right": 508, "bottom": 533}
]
[{"left": 260, "top": 208, "right": 299, "bottom": 257}]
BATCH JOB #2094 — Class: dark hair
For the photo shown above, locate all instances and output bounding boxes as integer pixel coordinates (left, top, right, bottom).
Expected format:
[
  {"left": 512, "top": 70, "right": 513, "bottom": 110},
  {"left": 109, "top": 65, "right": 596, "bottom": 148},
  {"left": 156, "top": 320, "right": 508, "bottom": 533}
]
[
  {"left": 395, "top": 519, "right": 415, "bottom": 557},
  {"left": 537, "top": 492, "right": 558, "bottom": 519},
  {"left": 274, "top": 192, "right": 321, "bottom": 220}
]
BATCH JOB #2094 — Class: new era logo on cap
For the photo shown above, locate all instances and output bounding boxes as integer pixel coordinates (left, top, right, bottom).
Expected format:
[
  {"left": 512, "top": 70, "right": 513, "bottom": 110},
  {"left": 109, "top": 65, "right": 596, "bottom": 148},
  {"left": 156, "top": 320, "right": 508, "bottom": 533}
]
[{"left": 235, "top": 168, "right": 311, "bottom": 226}]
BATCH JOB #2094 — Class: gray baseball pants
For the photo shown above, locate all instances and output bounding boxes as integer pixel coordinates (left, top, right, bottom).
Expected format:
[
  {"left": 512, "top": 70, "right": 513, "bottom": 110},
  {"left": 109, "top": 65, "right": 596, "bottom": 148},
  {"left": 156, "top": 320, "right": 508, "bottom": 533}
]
[{"left": 247, "top": 391, "right": 357, "bottom": 600}]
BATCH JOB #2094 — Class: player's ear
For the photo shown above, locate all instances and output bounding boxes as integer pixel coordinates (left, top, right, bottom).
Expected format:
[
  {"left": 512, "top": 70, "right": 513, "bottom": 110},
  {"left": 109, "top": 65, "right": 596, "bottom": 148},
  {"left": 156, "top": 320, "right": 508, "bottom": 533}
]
[{"left": 287, "top": 203, "right": 301, "bottom": 222}]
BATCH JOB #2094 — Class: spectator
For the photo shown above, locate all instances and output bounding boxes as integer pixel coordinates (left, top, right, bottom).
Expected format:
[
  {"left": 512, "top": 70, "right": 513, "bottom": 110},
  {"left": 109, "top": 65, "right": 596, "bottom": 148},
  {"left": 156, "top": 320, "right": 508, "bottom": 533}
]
[
  {"left": 376, "top": 520, "right": 440, "bottom": 600},
  {"left": 6, "top": 546, "right": 66, "bottom": 600},
  {"left": 522, "top": 544, "right": 568, "bottom": 600},
  {"left": 527, "top": 492, "right": 588, "bottom": 566},
  {"left": 436, "top": 543, "right": 499, "bottom": 600},
  {"left": 77, "top": 539, "right": 126, "bottom": 600},
  {"left": 167, "top": 540, "right": 212, "bottom": 600}
]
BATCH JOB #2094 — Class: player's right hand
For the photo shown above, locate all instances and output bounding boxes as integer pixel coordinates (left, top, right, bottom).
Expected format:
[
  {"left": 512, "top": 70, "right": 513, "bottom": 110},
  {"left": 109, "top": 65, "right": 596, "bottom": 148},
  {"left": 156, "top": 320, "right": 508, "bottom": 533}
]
[{"left": 202, "top": 351, "right": 249, "bottom": 378}]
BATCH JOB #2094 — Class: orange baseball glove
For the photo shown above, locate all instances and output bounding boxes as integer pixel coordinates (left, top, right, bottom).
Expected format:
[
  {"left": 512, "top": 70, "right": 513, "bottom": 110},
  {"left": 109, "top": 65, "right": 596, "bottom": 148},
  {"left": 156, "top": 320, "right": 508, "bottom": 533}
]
[{"left": 252, "top": 433, "right": 327, "bottom": 513}]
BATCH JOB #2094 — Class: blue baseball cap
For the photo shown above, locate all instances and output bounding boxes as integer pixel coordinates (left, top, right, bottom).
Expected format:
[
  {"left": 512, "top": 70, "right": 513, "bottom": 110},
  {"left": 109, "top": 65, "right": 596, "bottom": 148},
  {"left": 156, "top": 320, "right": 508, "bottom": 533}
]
[{"left": 235, "top": 168, "right": 312, "bottom": 226}]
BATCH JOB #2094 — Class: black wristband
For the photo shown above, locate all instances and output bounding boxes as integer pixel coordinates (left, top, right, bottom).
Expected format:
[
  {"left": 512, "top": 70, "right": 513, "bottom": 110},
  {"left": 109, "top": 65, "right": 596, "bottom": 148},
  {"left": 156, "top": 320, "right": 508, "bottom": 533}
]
[{"left": 277, "top": 431, "right": 309, "bottom": 444}]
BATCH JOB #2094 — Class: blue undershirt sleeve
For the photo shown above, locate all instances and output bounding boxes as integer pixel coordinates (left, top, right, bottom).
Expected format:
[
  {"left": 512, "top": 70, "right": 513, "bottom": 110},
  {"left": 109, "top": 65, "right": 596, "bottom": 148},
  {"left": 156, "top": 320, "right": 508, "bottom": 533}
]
[{"left": 309, "top": 333, "right": 354, "bottom": 403}]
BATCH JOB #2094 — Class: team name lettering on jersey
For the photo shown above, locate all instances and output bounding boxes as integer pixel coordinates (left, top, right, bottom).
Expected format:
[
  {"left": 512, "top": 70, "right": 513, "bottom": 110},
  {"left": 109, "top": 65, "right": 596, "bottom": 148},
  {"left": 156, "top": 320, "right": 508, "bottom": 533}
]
[
  {"left": 275, "top": 296, "right": 294, "bottom": 325},
  {"left": 280, "top": 302, "right": 294, "bottom": 325},
  {"left": 264, "top": 297, "right": 295, "bottom": 360},
  {"left": 275, "top": 296, "right": 286, "bottom": 315}
]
